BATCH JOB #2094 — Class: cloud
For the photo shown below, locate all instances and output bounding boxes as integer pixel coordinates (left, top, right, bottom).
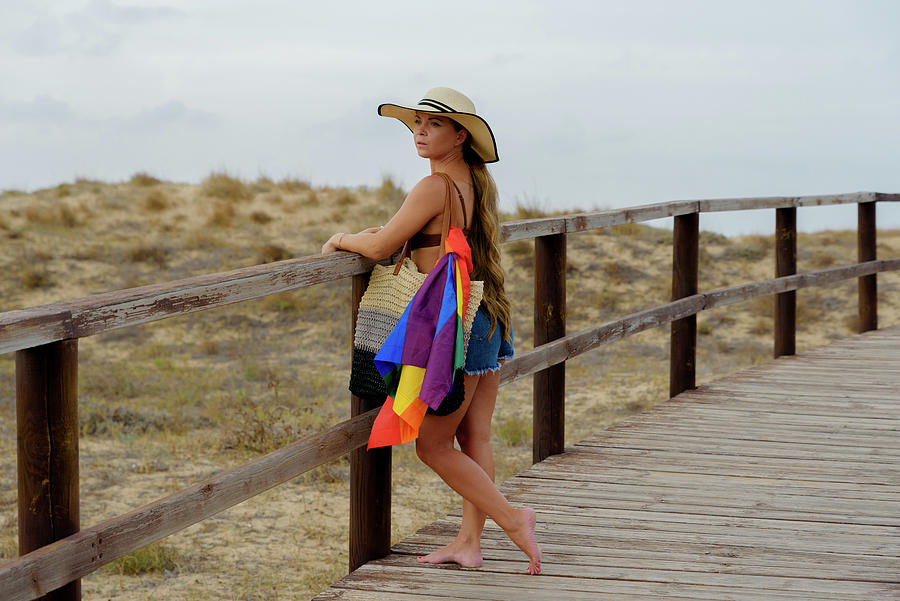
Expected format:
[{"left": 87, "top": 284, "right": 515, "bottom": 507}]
[
  {"left": 122, "top": 100, "right": 219, "bottom": 131},
  {"left": 0, "top": 95, "right": 216, "bottom": 132},
  {"left": 11, "top": 1, "right": 183, "bottom": 57},
  {"left": 0, "top": 95, "right": 76, "bottom": 123},
  {"left": 86, "top": 0, "right": 183, "bottom": 23}
]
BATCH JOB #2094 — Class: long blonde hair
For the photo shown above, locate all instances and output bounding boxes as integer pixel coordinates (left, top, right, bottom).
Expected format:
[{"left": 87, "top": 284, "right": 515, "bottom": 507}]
[{"left": 460, "top": 137, "right": 512, "bottom": 341}]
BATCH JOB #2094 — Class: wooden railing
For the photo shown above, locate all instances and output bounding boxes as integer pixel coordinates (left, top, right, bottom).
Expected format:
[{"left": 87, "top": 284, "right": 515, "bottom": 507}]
[{"left": 2, "top": 191, "right": 898, "bottom": 601}]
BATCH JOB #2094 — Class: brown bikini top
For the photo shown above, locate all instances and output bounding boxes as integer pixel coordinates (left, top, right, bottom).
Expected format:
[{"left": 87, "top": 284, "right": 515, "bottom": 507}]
[{"left": 410, "top": 178, "right": 469, "bottom": 249}]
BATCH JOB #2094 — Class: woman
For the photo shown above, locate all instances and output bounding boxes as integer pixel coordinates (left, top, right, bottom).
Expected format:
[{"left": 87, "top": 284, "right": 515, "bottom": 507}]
[{"left": 322, "top": 87, "right": 541, "bottom": 575}]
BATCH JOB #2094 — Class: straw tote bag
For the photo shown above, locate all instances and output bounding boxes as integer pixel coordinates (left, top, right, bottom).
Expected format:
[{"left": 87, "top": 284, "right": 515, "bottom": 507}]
[{"left": 350, "top": 173, "right": 483, "bottom": 413}]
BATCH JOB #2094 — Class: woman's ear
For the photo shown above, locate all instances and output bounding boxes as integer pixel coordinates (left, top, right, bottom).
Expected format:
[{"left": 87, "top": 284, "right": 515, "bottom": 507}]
[{"left": 456, "top": 128, "right": 468, "bottom": 146}]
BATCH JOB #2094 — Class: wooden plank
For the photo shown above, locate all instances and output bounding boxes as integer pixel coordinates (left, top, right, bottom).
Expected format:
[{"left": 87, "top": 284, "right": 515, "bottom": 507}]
[
  {"left": 0, "top": 251, "right": 387, "bottom": 355},
  {"left": 0, "top": 407, "right": 379, "bottom": 601},
  {"left": 517, "top": 467, "right": 900, "bottom": 502},
  {"left": 371, "top": 555, "right": 900, "bottom": 595},
  {"left": 500, "top": 200, "right": 699, "bottom": 242},
  {"left": 401, "top": 527, "right": 900, "bottom": 571},
  {"left": 518, "top": 463, "right": 900, "bottom": 500},
  {"left": 394, "top": 538, "right": 900, "bottom": 577},
  {"left": 529, "top": 455, "right": 898, "bottom": 485},
  {"left": 600, "top": 424, "right": 900, "bottom": 450},
  {"left": 697, "top": 191, "right": 878, "bottom": 213},
  {"left": 500, "top": 192, "right": 884, "bottom": 242},
  {"left": 510, "top": 481, "right": 898, "bottom": 512},
  {"left": 576, "top": 436, "right": 900, "bottom": 462},
  {"left": 503, "top": 492, "right": 900, "bottom": 527}
]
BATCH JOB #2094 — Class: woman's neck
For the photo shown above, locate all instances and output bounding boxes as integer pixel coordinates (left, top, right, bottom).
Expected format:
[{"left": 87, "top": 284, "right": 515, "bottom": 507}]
[{"left": 429, "top": 153, "right": 468, "bottom": 178}]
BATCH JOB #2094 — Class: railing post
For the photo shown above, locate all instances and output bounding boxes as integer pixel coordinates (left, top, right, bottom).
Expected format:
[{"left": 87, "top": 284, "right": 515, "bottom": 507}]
[
  {"left": 533, "top": 233, "right": 566, "bottom": 463},
  {"left": 774, "top": 207, "right": 797, "bottom": 356},
  {"left": 17, "top": 339, "right": 80, "bottom": 601},
  {"left": 670, "top": 213, "right": 698, "bottom": 398},
  {"left": 348, "top": 273, "right": 391, "bottom": 572},
  {"left": 858, "top": 201, "right": 877, "bottom": 332}
]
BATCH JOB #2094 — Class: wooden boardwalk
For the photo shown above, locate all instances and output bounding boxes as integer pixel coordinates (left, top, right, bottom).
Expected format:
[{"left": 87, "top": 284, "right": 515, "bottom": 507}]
[{"left": 315, "top": 326, "right": 900, "bottom": 601}]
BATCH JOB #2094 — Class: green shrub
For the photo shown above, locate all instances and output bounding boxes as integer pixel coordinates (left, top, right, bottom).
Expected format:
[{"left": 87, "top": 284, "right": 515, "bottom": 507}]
[
  {"left": 104, "top": 542, "right": 181, "bottom": 575},
  {"left": 496, "top": 414, "right": 531, "bottom": 447}
]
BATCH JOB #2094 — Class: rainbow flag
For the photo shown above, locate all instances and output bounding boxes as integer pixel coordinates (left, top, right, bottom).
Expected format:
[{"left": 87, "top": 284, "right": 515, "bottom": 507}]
[{"left": 367, "top": 227, "right": 473, "bottom": 449}]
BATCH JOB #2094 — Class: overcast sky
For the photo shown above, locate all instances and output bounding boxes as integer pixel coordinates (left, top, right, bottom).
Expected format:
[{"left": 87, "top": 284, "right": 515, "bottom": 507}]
[{"left": 2, "top": 0, "right": 898, "bottom": 235}]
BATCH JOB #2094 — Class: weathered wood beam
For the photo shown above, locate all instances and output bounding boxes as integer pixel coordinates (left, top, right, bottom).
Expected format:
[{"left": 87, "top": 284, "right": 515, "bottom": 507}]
[
  {"left": 16, "top": 340, "right": 80, "bottom": 601},
  {"left": 349, "top": 273, "right": 390, "bottom": 572},
  {"left": 533, "top": 234, "right": 566, "bottom": 463},
  {"left": 0, "top": 252, "right": 386, "bottom": 355},
  {"left": 774, "top": 207, "right": 797, "bottom": 357},
  {"left": 858, "top": 202, "right": 877, "bottom": 332},
  {"left": 670, "top": 213, "right": 699, "bottom": 397},
  {"left": 0, "top": 408, "right": 379, "bottom": 601}
]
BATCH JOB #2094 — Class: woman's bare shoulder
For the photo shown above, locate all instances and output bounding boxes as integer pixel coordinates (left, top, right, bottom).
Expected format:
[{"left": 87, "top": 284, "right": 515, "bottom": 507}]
[
  {"left": 404, "top": 174, "right": 447, "bottom": 210},
  {"left": 409, "top": 174, "right": 448, "bottom": 195}
]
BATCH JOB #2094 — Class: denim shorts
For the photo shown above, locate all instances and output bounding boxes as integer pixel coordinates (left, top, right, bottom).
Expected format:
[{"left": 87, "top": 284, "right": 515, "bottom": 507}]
[{"left": 464, "top": 308, "right": 515, "bottom": 375}]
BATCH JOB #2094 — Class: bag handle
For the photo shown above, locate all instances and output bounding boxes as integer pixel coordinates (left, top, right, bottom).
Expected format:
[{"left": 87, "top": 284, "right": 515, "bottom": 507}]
[{"left": 393, "top": 172, "right": 454, "bottom": 275}]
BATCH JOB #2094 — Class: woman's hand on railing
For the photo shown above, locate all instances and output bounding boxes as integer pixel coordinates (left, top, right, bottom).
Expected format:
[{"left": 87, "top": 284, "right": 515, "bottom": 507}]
[
  {"left": 322, "top": 233, "right": 345, "bottom": 254},
  {"left": 322, "top": 227, "right": 384, "bottom": 254}
]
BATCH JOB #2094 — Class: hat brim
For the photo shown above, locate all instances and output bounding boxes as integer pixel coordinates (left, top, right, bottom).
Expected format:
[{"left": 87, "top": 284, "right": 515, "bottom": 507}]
[{"left": 378, "top": 103, "right": 499, "bottom": 163}]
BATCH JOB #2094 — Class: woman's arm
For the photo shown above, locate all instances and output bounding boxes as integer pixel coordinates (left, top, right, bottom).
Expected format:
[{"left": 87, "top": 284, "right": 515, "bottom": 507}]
[{"left": 321, "top": 175, "right": 447, "bottom": 259}]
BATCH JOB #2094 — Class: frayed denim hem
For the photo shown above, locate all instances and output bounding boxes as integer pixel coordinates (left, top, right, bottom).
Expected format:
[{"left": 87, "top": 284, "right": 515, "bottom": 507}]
[
  {"left": 464, "top": 351, "right": 514, "bottom": 376},
  {"left": 464, "top": 363, "right": 502, "bottom": 376}
]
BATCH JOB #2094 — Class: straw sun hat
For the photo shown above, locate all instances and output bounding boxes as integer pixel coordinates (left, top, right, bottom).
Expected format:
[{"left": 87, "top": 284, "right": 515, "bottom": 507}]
[{"left": 378, "top": 86, "right": 499, "bottom": 163}]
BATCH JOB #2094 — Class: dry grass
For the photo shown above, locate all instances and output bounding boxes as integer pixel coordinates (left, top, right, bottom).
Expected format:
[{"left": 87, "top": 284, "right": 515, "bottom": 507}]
[
  {"left": 130, "top": 172, "right": 162, "bottom": 187},
  {"left": 141, "top": 189, "right": 169, "bottom": 212},
  {"left": 256, "top": 244, "right": 292, "bottom": 264},
  {"left": 207, "top": 200, "right": 235, "bottom": 227},
  {"left": 203, "top": 172, "right": 250, "bottom": 201},
  {"left": 1, "top": 174, "right": 898, "bottom": 600},
  {"left": 277, "top": 177, "right": 311, "bottom": 193}
]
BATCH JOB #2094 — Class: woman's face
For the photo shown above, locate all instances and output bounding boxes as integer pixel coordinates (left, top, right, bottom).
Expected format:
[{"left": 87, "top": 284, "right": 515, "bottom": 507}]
[{"left": 412, "top": 112, "right": 467, "bottom": 159}]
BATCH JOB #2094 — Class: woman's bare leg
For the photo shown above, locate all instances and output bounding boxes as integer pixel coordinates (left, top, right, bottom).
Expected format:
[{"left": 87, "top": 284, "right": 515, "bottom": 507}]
[
  {"left": 417, "top": 370, "right": 498, "bottom": 567},
  {"left": 414, "top": 371, "right": 541, "bottom": 574}
]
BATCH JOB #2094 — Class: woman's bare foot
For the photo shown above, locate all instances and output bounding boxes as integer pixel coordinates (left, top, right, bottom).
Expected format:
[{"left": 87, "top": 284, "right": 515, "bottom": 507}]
[
  {"left": 417, "top": 538, "right": 483, "bottom": 568},
  {"left": 505, "top": 507, "right": 541, "bottom": 574}
]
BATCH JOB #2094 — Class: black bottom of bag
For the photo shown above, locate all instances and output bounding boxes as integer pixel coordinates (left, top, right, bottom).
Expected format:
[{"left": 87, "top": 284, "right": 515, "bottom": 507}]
[{"left": 350, "top": 348, "right": 465, "bottom": 416}]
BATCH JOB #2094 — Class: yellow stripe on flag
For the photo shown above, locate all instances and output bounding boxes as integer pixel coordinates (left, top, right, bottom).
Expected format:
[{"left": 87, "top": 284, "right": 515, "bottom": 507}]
[{"left": 392, "top": 365, "right": 426, "bottom": 415}]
